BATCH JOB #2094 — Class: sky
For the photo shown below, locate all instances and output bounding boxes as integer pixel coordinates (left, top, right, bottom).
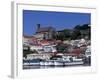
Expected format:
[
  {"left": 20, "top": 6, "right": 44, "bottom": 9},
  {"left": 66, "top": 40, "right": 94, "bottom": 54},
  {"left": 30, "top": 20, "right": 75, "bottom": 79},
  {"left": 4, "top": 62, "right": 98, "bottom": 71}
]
[{"left": 23, "top": 10, "right": 91, "bottom": 36}]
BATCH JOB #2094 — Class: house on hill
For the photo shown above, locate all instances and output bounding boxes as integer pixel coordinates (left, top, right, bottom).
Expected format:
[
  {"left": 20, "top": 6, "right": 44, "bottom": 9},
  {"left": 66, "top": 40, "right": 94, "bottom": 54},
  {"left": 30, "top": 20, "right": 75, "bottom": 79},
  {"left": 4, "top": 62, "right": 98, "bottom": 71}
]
[{"left": 34, "top": 24, "right": 56, "bottom": 40}]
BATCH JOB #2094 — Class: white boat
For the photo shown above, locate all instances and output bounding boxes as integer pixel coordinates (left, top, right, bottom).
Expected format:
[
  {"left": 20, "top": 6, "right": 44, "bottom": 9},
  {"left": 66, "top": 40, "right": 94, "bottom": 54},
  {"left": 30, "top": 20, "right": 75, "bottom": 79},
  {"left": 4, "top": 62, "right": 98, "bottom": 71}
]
[
  {"left": 23, "top": 62, "right": 30, "bottom": 66},
  {"left": 64, "top": 61, "right": 84, "bottom": 66},
  {"left": 23, "top": 59, "right": 40, "bottom": 66},
  {"left": 44, "top": 61, "right": 54, "bottom": 66},
  {"left": 29, "top": 62, "right": 40, "bottom": 66},
  {"left": 40, "top": 61, "right": 45, "bottom": 66},
  {"left": 23, "top": 62, "right": 40, "bottom": 66},
  {"left": 72, "top": 57, "right": 83, "bottom": 62},
  {"left": 40, "top": 60, "right": 62, "bottom": 66},
  {"left": 54, "top": 61, "right": 63, "bottom": 66},
  {"left": 48, "top": 61, "right": 54, "bottom": 65},
  {"left": 44, "top": 61, "right": 49, "bottom": 66}
]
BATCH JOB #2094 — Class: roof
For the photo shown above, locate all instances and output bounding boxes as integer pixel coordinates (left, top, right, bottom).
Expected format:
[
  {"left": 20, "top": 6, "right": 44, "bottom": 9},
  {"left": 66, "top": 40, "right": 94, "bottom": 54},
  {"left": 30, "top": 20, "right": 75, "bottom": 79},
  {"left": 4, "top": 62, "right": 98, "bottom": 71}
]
[
  {"left": 24, "top": 35, "right": 38, "bottom": 40},
  {"left": 37, "top": 27, "right": 55, "bottom": 33},
  {"left": 23, "top": 35, "right": 35, "bottom": 38}
]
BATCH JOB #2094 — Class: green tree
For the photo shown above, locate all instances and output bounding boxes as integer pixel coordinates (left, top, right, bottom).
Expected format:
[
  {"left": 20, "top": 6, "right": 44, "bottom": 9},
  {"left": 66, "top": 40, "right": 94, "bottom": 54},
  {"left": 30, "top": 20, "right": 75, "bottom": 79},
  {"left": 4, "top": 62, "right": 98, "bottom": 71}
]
[
  {"left": 56, "top": 29, "right": 72, "bottom": 41},
  {"left": 71, "top": 24, "right": 90, "bottom": 40},
  {"left": 71, "top": 30, "right": 81, "bottom": 40},
  {"left": 56, "top": 43, "right": 68, "bottom": 53}
]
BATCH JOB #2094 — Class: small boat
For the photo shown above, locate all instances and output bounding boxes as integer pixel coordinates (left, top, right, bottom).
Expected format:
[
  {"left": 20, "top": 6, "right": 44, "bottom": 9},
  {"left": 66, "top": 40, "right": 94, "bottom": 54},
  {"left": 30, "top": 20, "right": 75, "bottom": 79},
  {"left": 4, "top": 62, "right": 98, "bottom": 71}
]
[
  {"left": 44, "top": 61, "right": 55, "bottom": 66},
  {"left": 29, "top": 62, "right": 40, "bottom": 66},
  {"left": 40, "top": 61, "right": 45, "bottom": 66},
  {"left": 44, "top": 61, "right": 49, "bottom": 66},
  {"left": 64, "top": 61, "right": 84, "bottom": 66},
  {"left": 23, "top": 59, "right": 40, "bottom": 66},
  {"left": 40, "top": 60, "right": 56, "bottom": 66},
  {"left": 72, "top": 57, "right": 83, "bottom": 62},
  {"left": 54, "top": 61, "right": 64, "bottom": 66},
  {"left": 48, "top": 61, "right": 54, "bottom": 66},
  {"left": 23, "top": 62, "right": 30, "bottom": 66}
]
